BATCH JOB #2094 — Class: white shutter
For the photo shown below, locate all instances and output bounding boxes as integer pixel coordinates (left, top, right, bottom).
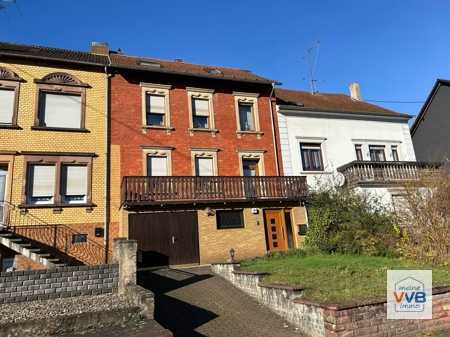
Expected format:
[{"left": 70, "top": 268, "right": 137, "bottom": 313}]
[
  {"left": 31, "top": 165, "right": 55, "bottom": 197},
  {"left": 43, "top": 93, "right": 82, "bottom": 128},
  {"left": 192, "top": 98, "right": 210, "bottom": 116},
  {"left": 64, "top": 166, "right": 88, "bottom": 196},
  {"left": 196, "top": 157, "right": 214, "bottom": 176},
  {"left": 148, "top": 95, "right": 165, "bottom": 114},
  {"left": 0, "top": 89, "right": 15, "bottom": 124},
  {"left": 148, "top": 156, "right": 167, "bottom": 176}
]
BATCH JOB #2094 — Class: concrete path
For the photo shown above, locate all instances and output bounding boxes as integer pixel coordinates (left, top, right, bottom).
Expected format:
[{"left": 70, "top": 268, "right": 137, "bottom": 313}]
[{"left": 138, "top": 266, "right": 305, "bottom": 337}]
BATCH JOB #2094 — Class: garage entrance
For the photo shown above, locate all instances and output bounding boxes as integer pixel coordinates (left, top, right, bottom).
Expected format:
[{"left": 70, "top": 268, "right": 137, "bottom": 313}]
[{"left": 129, "top": 211, "right": 200, "bottom": 267}]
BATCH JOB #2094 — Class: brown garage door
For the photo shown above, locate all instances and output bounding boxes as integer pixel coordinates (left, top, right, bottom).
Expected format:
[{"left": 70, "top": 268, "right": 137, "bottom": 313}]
[{"left": 129, "top": 211, "right": 200, "bottom": 266}]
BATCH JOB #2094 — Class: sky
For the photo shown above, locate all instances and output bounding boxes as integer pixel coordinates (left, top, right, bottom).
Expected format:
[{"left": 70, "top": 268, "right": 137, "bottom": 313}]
[{"left": 2, "top": 0, "right": 450, "bottom": 117}]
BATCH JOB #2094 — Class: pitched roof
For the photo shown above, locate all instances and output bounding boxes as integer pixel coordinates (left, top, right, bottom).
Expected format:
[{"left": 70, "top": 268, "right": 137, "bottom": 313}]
[
  {"left": 0, "top": 41, "right": 108, "bottom": 66},
  {"left": 276, "top": 88, "right": 410, "bottom": 118},
  {"left": 109, "top": 53, "right": 275, "bottom": 84},
  {"left": 410, "top": 79, "right": 450, "bottom": 135}
]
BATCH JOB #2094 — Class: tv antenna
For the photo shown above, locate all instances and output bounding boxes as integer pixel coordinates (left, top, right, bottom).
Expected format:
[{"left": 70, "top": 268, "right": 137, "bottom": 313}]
[{"left": 303, "top": 41, "right": 321, "bottom": 94}]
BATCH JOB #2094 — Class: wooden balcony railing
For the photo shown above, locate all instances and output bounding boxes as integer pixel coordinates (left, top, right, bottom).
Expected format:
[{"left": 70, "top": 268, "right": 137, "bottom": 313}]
[
  {"left": 337, "top": 161, "right": 438, "bottom": 187},
  {"left": 121, "top": 176, "right": 308, "bottom": 207}
]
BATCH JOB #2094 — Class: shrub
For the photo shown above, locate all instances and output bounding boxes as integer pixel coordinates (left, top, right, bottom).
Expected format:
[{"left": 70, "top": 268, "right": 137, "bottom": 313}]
[
  {"left": 397, "top": 166, "right": 450, "bottom": 265},
  {"left": 304, "top": 187, "right": 398, "bottom": 256}
]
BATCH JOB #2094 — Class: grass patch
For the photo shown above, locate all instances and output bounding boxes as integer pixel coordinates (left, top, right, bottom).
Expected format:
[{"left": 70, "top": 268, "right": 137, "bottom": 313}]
[{"left": 240, "top": 251, "right": 450, "bottom": 305}]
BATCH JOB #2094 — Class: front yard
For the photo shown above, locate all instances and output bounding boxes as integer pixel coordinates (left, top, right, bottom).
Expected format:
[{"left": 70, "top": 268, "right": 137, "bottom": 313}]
[{"left": 240, "top": 252, "right": 450, "bottom": 305}]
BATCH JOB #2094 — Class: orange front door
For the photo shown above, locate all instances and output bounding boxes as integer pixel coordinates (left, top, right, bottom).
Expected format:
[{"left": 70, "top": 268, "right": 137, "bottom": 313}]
[{"left": 264, "top": 210, "right": 287, "bottom": 251}]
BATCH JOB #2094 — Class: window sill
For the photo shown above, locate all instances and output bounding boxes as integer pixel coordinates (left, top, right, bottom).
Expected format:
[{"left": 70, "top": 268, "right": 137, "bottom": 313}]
[
  {"left": 31, "top": 126, "right": 90, "bottom": 133},
  {"left": 142, "top": 125, "right": 174, "bottom": 134},
  {"left": 236, "top": 130, "right": 264, "bottom": 139},
  {"left": 0, "top": 124, "right": 21, "bottom": 130},
  {"left": 18, "top": 203, "right": 96, "bottom": 210},
  {"left": 189, "top": 128, "right": 219, "bottom": 136}
]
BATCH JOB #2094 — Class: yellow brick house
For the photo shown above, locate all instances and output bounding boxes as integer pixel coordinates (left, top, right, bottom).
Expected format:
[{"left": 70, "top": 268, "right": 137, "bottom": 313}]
[{"left": 0, "top": 42, "right": 110, "bottom": 268}]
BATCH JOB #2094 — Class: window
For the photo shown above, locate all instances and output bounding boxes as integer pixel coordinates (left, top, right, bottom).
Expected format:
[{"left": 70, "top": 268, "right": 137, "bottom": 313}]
[
  {"left": 369, "top": 145, "right": 386, "bottom": 162},
  {"left": 38, "top": 92, "right": 82, "bottom": 129},
  {"left": 195, "top": 157, "right": 214, "bottom": 176},
  {"left": 192, "top": 98, "right": 210, "bottom": 129},
  {"left": 35, "top": 72, "right": 87, "bottom": 130},
  {"left": 355, "top": 144, "right": 363, "bottom": 161},
  {"left": 61, "top": 165, "right": 88, "bottom": 204},
  {"left": 147, "top": 156, "right": 168, "bottom": 176},
  {"left": 72, "top": 233, "right": 87, "bottom": 244},
  {"left": 242, "top": 159, "right": 260, "bottom": 177},
  {"left": 216, "top": 210, "right": 244, "bottom": 229},
  {"left": 145, "top": 94, "right": 166, "bottom": 126},
  {"left": 24, "top": 155, "right": 93, "bottom": 207},
  {"left": 391, "top": 145, "right": 399, "bottom": 161},
  {"left": 238, "top": 102, "right": 255, "bottom": 131},
  {"left": 234, "top": 93, "right": 260, "bottom": 134},
  {"left": 0, "top": 89, "right": 15, "bottom": 124},
  {"left": 27, "top": 165, "right": 56, "bottom": 205},
  {"left": 187, "top": 88, "right": 215, "bottom": 131},
  {"left": 300, "top": 143, "right": 324, "bottom": 171},
  {"left": 0, "top": 66, "right": 22, "bottom": 127}
]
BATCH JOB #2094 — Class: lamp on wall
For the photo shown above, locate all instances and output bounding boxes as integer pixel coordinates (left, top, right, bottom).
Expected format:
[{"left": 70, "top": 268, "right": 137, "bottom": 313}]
[
  {"left": 205, "top": 207, "right": 215, "bottom": 216},
  {"left": 229, "top": 248, "right": 236, "bottom": 263}
]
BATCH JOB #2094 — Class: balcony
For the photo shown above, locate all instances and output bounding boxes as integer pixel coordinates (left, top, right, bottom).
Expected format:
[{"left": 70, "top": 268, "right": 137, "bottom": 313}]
[
  {"left": 121, "top": 176, "right": 308, "bottom": 208},
  {"left": 337, "top": 161, "right": 438, "bottom": 188}
]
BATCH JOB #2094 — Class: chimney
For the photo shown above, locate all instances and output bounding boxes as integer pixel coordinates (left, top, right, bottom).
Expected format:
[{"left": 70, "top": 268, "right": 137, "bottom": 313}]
[
  {"left": 349, "top": 82, "right": 362, "bottom": 101},
  {"left": 90, "top": 42, "right": 109, "bottom": 55}
]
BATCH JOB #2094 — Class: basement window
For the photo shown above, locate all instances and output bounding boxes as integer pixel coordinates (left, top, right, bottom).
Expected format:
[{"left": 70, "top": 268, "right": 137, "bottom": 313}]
[
  {"left": 72, "top": 233, "right": 87, "bottom": 244},
  {"left": 217, "top": 210, "right": 244, "bottom": 229}
]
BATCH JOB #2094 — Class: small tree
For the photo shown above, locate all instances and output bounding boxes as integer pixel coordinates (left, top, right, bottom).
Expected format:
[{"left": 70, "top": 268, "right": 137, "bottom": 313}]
[{"left": 397, "top": 166, "right": 450, "bottom": 265}]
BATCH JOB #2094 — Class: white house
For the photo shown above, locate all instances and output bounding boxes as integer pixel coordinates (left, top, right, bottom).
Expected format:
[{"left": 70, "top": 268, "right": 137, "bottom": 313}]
[{"left": 276, "top": 84, "right": 418, "bottom": 209}]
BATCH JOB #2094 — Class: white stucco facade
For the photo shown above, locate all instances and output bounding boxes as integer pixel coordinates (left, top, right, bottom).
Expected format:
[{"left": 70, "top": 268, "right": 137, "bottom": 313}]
[{"left": 277, "top": 108, "right": 416, "bottom": 192}]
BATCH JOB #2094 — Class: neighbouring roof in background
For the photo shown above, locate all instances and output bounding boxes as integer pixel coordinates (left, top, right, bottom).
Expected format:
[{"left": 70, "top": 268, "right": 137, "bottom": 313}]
[
  {"left": 276, "top": 88, "right": 410, "bottom": 118},
  {"left": 0, "top": 41, "right": 108, "bottom": 66},
  {"left": 109, "top": 53, "right": 276, "bottom": 84},
  {"left": 410, "top": 79, "right": 450, "bottom": 135}
]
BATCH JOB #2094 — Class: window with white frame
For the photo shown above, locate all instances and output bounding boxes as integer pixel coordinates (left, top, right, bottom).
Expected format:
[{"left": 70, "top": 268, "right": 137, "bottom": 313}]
[
  {"left": 188, "top": 88, "right": 214, "bottom": 130},
  {"left": 234, "top": 92, "right": 260, "bottom": 133},
  {"left": 192, "top": 150, "right": 217, "bottom": 176},
  {"left": 0, "top": 88, "right": 15, "bottom": 124},
  {"left": 141, "top": 83, "right": 171, "bottom": 128},
  {"left": 355, "top": 144, "right": 363, "bottom": 161},
  {"left": 239, "top": 152, "right": 265, "bottom": 176}
]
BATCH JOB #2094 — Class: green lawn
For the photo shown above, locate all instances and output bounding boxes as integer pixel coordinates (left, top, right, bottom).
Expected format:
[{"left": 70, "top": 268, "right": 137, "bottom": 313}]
[{"left": 240, "top": 252, "right": 450, "bottom": 305}]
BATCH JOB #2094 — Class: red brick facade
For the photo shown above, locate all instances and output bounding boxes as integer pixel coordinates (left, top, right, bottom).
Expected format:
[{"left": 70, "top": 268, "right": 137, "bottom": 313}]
[{"left": 110, "top": 72, "right": 281, "bottom": 177}]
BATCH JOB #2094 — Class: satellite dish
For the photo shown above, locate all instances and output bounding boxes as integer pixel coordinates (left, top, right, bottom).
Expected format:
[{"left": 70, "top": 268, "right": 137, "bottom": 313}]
[{"left": 335, "top": 172, "right": 346, "bottom": 187}]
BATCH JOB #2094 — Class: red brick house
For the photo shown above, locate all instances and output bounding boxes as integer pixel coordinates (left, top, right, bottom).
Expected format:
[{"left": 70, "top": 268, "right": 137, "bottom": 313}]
[{"left": 109, "top": 51, "right": 307, "bottom": 266}]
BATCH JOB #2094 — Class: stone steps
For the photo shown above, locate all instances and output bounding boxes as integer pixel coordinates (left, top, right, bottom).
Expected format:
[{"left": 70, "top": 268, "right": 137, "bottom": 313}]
[{"left": 0, "top": 230, "right": 67, "bottom": 268}]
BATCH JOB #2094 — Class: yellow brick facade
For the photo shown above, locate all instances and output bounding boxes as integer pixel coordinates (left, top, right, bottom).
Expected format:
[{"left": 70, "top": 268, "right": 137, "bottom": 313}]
[
  {"left": 197, "top": 208, "right": 268, "bottom": 264},
  {"left": 0, "top": 61, "right": 107, "bottom": 229}
]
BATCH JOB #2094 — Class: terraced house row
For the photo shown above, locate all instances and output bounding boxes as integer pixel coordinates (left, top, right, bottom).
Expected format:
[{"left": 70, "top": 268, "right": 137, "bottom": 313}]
[{"left": 0, "top": 41, "right": 422, "bottom": 270}]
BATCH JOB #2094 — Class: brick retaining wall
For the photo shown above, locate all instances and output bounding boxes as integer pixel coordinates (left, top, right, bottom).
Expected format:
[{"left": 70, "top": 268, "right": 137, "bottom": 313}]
[
  {"left": 0, "top": 264, "right": 118, "bottom": 304},
  {"left": 212, "top": 263, "right": 450, "bottom": 337}
]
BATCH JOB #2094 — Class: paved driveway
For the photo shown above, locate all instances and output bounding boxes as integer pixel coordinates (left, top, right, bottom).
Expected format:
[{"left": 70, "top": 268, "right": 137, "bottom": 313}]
[{"left": 138, "top": 266, "right": 305, "bottom": 337}]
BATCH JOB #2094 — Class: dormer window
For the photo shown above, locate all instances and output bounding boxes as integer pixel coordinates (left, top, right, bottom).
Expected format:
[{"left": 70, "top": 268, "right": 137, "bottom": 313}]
[{"left": 34, "top": 72, "right": 89, "bottom": 132}]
